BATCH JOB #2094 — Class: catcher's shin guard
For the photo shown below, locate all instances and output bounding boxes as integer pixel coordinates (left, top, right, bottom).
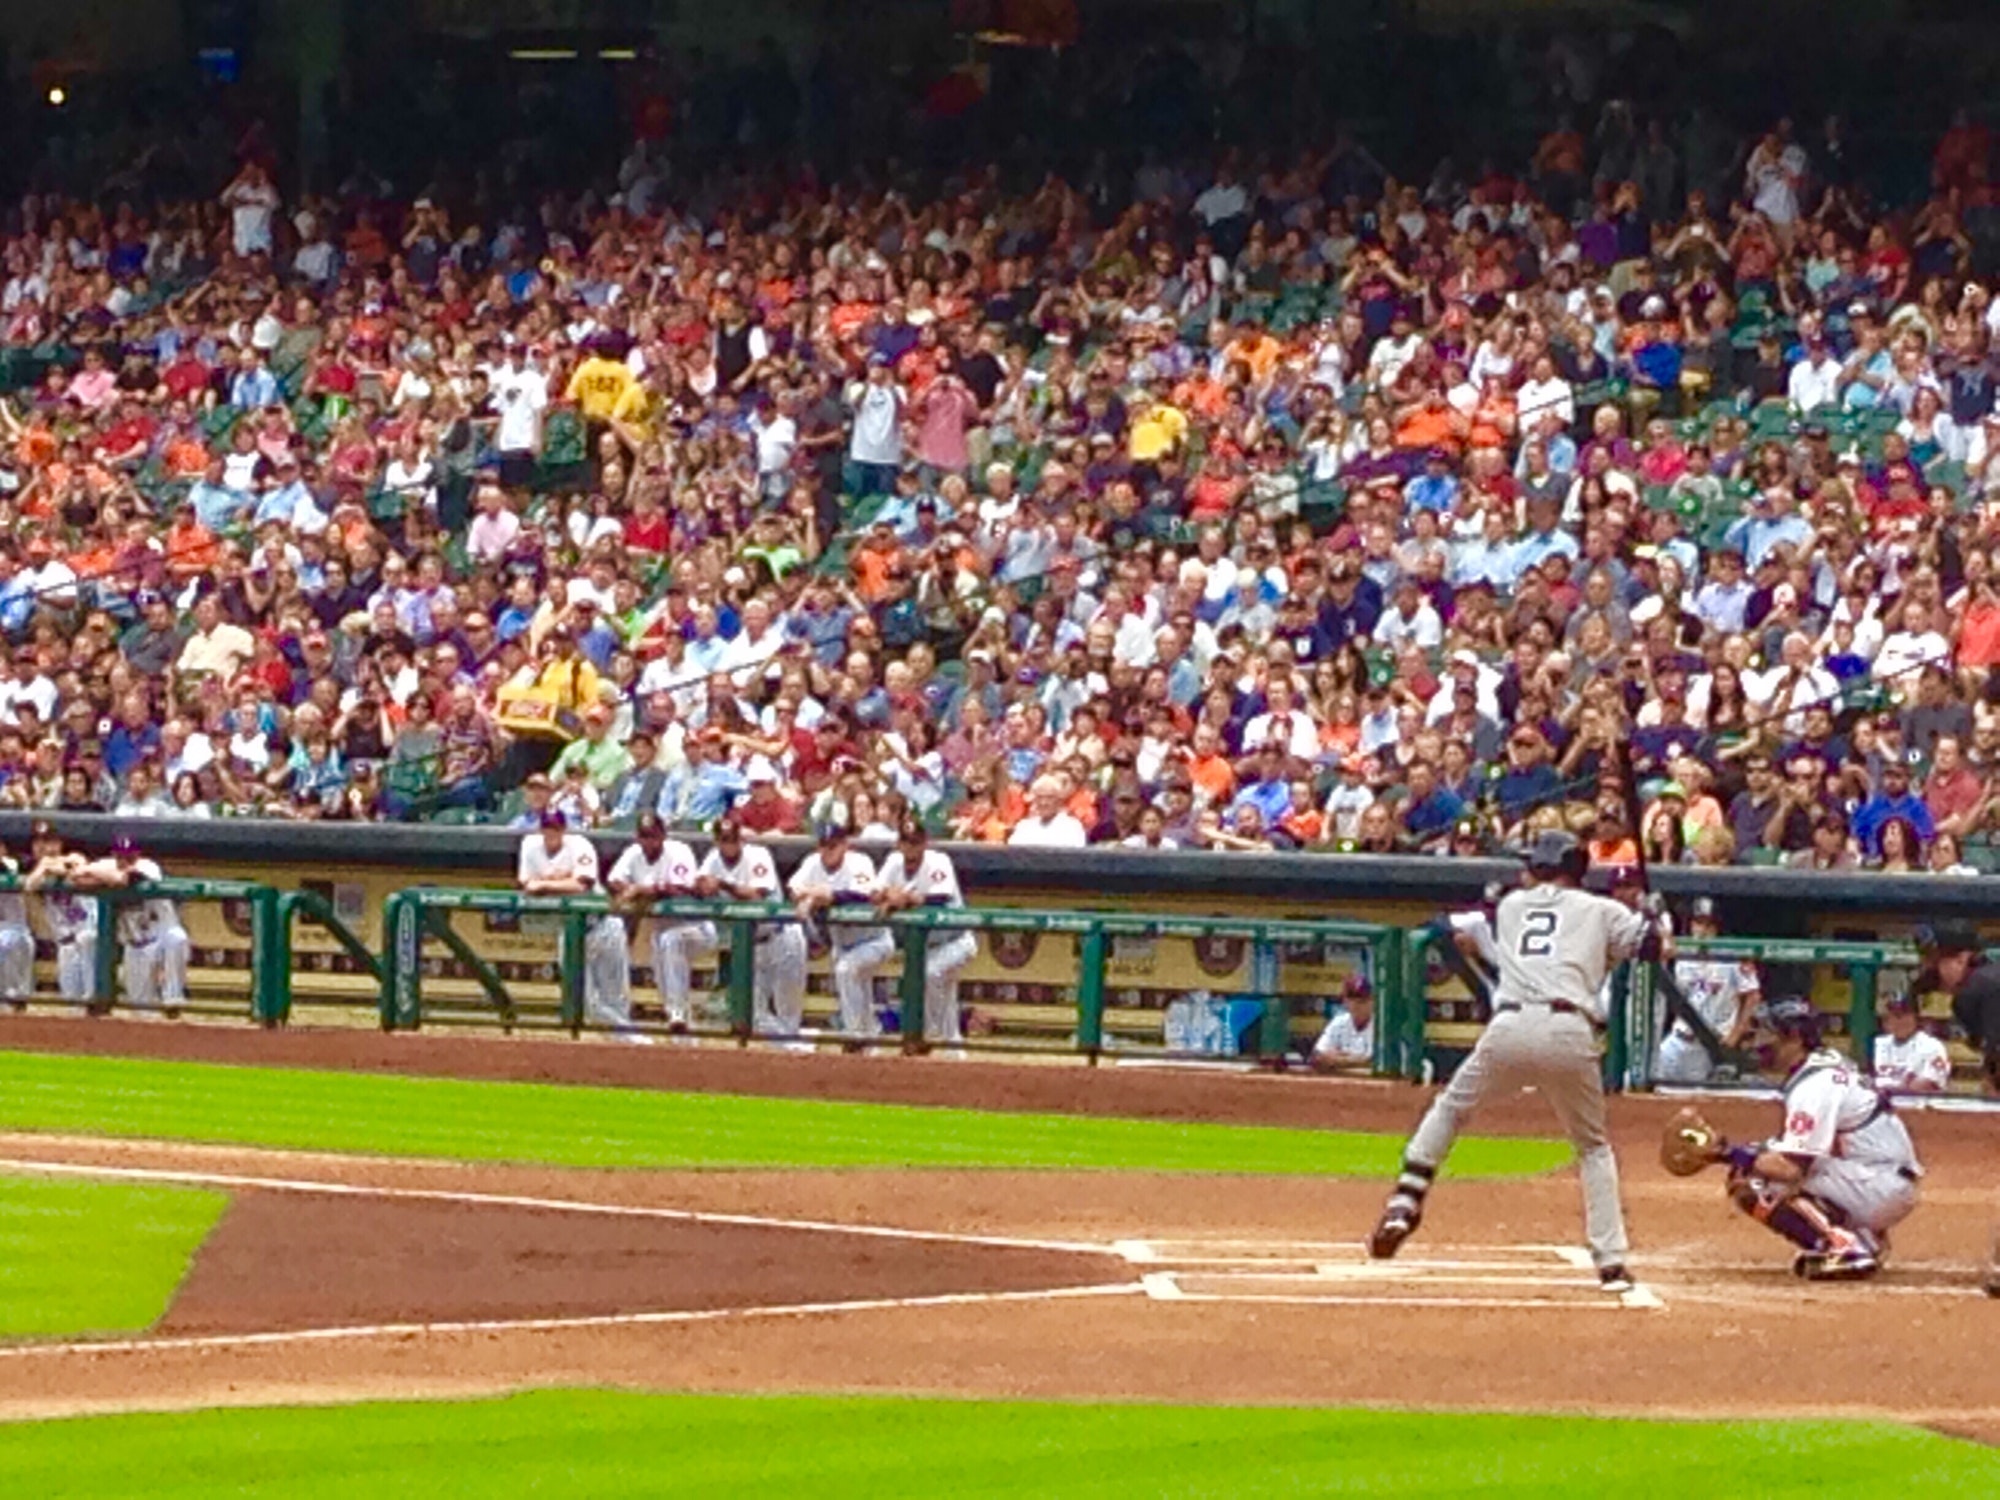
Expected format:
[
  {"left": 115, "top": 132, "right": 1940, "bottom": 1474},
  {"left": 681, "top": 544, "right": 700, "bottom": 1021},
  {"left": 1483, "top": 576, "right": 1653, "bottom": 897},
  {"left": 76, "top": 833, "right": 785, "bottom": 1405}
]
[{"left": 1730, "top": 1175, "right": 1876, "bottom": 1276}]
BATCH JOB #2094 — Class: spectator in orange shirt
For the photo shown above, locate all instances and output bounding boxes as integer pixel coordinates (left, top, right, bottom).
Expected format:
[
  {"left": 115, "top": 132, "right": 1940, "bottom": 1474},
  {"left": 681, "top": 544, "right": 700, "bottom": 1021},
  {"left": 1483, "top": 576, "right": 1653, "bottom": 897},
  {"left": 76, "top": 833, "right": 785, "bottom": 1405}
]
[{"left": 850, "top": 521, "right": 907, "bottom": 604}]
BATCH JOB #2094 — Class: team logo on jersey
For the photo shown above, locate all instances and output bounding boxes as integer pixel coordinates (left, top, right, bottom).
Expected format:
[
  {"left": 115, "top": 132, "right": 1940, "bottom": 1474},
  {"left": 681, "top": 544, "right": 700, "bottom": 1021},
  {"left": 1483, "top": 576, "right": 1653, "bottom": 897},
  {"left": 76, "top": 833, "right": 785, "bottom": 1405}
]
[
  {"left": 1194, "top": 933, "right": 1246, "bottom": 977},
  {"left": 1786, "top": 1110, "right": 1816, "bottom": 1138},
  {"left": 989, "top": 931, "right": 1039, "bottom": 970}
]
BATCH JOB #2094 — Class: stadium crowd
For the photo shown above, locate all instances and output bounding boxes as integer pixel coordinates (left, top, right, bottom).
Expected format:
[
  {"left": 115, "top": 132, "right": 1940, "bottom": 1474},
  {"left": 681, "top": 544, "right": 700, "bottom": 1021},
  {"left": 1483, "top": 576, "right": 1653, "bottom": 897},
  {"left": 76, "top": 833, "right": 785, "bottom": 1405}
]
[{"left": 6, "top": 106, "right": 2000, "bottom": 873}]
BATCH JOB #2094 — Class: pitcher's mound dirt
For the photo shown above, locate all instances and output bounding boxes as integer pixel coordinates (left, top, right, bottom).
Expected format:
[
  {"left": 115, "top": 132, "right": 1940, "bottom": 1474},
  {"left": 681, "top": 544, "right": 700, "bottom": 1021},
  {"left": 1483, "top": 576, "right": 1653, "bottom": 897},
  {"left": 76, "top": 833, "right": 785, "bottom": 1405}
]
[{"left": 159, "top": 1191, "right": 1126, "bottom": 1336}]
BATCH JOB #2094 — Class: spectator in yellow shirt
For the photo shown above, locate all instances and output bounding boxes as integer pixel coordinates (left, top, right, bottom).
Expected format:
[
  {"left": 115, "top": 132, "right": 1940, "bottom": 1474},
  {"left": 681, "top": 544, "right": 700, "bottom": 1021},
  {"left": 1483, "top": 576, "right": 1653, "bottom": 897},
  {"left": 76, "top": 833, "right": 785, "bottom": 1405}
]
[{"left": 565, "top": 353, "right": 636, "bottom": 424}]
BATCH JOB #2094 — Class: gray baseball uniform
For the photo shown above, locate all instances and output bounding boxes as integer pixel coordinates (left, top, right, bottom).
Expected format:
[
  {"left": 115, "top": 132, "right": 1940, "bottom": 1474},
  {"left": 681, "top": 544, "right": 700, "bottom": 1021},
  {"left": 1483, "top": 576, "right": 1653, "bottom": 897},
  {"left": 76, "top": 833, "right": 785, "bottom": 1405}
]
[{"left": 1403, "top": 883, "right": 1649, "bottom": 1271}]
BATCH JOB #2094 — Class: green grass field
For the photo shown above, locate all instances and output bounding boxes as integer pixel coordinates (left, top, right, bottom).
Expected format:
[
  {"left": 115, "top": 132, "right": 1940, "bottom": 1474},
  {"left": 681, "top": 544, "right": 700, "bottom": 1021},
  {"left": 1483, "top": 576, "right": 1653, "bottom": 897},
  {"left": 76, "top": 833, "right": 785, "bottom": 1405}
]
[
  {"left": 0, "top": 1050, "right": 1567, "bottom": 1177},
  {"left": 0, "top": 1174, "right": 225, "bottom": 1339},
  {"left": 0, "top": 1391, "right": 1988, "bottom": 1497}
]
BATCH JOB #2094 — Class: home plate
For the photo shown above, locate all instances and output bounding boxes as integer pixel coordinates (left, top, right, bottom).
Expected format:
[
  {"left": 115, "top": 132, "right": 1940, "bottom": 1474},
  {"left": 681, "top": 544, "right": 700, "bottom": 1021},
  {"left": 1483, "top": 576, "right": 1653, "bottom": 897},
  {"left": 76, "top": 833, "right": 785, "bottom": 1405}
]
[{"left": 1121, "top": 1240, "right": 1663, "bottom": 1311}]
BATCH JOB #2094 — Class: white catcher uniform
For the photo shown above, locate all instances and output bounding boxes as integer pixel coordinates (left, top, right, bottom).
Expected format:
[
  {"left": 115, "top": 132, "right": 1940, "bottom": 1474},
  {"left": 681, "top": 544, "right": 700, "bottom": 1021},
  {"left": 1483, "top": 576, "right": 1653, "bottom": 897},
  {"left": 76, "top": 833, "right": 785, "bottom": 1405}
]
[
  {"left": 875, "top": 846, "right": 976, "bottom": 1044},
  {"left": 1770, "top": 1049, "right": 1922, "bottom": 1234},
  {"left": 112, "top": 860, "right": 189, "bottom": 1011},
  {"left": 607, "top": 837, "right": 709, "bottom": 1028},
  {"left": 1654, "top": 955, "right": 1760, "bottom": 1084},
  {"left": 789, "top": 847, "right": 890, "bottom": 1038},
  {"left": 1397, "top": 881, "right": 1649, "bottom": 1272},
  {"left": 516, "top": 833, "right": 629, "bottom": 1030},
  {"left": 0, "top": 859, "right": 33, "bottom": 1001},
  {"left": 699, "top": 840, "right": 806, "bottom": 1037},
  {"left": 1871, "top": 1028, "right": 1952, "bottom": 1094}
]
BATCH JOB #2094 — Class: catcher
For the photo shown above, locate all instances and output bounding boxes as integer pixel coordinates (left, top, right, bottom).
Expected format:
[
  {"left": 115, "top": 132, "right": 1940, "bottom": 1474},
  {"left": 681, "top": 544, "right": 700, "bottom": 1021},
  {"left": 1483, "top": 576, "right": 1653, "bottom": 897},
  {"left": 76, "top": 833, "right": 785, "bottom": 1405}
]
[{"left": 1661, "top": 996, "right": 1921, "bottom": 1281}]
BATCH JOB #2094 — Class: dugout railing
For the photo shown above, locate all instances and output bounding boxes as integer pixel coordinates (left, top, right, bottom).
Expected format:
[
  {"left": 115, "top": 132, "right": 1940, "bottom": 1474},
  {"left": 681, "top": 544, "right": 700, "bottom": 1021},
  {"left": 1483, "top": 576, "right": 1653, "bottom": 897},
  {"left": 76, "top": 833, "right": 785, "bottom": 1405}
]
[
  {"left": 377, "top": 885, "right": 1407, "bottom": 1067},
  {"left": 0, "top": 874, "right": 286, "bottom": 1023}
]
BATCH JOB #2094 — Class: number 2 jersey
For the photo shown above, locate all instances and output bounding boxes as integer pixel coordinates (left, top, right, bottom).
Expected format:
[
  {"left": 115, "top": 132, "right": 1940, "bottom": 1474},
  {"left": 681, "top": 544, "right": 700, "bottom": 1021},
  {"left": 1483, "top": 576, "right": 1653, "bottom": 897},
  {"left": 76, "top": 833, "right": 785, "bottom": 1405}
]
[
  {"left": 1492, "top": 883, "right": 1650, "bottom": 1025},
  {"left": 1775, "top": 1048, "right": 1921, "bottom": 1174}
]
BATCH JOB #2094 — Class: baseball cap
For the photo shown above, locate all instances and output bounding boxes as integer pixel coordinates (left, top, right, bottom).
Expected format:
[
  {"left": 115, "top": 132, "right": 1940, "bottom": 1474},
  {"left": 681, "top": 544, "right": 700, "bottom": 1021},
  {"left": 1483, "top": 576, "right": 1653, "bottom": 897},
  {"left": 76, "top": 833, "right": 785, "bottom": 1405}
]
[
  {"left": 1881, "top": 991, "right": 1916, "bottom": 1013},
  {"left": 539, "top": 810, "right": 567, "bottom": 830},
  {"left": 1341, "top": 974, "right": 1373, "bottom": 1000},
  {"left": 1689, "top": 896, "right": 1718, "bottom": 922},
  {"left": 110, "top": 835, "right": 138, "bottom": 856},
  {"left": 634, "top": 811, "right": 664, "bottom": 838}
]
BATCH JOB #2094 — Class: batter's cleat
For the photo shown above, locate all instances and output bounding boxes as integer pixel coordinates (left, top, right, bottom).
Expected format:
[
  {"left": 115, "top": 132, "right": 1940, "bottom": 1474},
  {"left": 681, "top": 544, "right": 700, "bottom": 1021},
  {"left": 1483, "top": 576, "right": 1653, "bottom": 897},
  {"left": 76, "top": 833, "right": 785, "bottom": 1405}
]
[
  {"left": 1598, "top": 1265, "right": 1634, "bottom": 1294},
  {"left": 1367, "top": 1197, "right": 1422, "bottom": 1260}
]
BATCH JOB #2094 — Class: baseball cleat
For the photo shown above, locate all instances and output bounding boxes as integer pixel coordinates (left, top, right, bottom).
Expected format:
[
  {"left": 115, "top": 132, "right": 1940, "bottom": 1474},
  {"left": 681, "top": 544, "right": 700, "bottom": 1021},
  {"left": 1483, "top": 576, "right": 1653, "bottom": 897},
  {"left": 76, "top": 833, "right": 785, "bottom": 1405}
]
[
  {"left": 1598, "top": 1265, "right": 1634, "bottom": 1293},
  {"left": 1794, "top": 1231, "right": 1880, "bottom": 1281},
  {"left": 1367, "top": 1197, "right": 1422, "bottom": 1260}
]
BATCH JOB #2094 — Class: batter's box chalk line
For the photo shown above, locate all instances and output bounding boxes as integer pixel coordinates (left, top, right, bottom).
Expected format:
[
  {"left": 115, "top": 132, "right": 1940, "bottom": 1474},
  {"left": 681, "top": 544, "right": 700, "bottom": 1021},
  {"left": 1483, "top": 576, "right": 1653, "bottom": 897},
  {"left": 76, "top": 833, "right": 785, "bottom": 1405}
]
[{"left": 1124, "top": 1241, "right": 1665, "bottom": 1312}]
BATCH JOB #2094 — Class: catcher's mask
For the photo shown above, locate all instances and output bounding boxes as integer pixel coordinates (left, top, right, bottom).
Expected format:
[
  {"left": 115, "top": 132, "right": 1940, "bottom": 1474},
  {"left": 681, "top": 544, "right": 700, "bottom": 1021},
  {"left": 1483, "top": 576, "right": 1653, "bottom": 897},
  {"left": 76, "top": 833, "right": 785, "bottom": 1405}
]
[{"left": 1750, "top": 994, "right": 1822, "bottom": 1069}]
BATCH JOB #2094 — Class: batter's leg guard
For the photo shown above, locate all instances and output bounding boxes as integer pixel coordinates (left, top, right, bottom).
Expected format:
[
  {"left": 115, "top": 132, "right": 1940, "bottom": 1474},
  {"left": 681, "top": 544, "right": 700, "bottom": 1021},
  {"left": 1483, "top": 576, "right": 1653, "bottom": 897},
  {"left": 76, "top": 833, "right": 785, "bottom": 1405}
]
[{"left": 1368, "top": 1160, "right": 1435, "bottom": 1260}]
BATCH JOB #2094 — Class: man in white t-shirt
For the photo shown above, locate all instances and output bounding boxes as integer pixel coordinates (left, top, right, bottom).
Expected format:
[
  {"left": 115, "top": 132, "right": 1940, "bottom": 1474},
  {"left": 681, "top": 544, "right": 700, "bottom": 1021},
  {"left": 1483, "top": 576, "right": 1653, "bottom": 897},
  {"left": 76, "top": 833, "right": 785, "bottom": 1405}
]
[
  {"left": 517, "top": 812, "right": 639, "bottom": 1039},
  {"left": 874, "top": 820, "right": 975, "bottom": 1048},
  {"left": 221, "top": 164, "right": 280, "bottom": 258},
  {"left": 695, "top": 815, "right": 807, "bottom": 1042},
  {"left": 1870, "top": 992, "right": 1951, "bottom": 1094},
  {"left": 488, "top": 345, "right": 550, "bottom": 486},
  {"left": 605, "top": 812, "right": 707, "bottom": 1034},
  {"left": 844, "top": 357, "right": 905, "bottom": 495},
  {"left": 71, "top": 836, "right": 188, "bottom": 1014},
  {"left": 789, "top": 823, "right": 889, "bottom": 1047},
  {"left": 1310, "top": 975, "right": 1376, "bottom": 1074},
  {"left": 1008, "top": 776, "right": 1089, "bottom": 848}
]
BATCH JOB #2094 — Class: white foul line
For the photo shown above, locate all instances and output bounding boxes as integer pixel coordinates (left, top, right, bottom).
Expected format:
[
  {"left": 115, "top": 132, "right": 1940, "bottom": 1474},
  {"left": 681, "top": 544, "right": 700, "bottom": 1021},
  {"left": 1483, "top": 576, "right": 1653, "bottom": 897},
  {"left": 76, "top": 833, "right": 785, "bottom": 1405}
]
[
  {"left": 0, "top": 1155, "right": 1119, "bottom": 1258},
  {"left": 0, "top": 1283, "right": 1146, "bottom": 1362}
]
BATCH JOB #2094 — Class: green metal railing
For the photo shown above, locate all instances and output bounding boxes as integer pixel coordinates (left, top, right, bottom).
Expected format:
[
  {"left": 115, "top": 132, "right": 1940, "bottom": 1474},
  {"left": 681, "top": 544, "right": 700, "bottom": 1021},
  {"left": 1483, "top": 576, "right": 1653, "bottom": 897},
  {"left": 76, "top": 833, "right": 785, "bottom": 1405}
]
[
  {"left": 378, "top": 885, "right": 1403, "bottom": 1064},
  {"left": 0, "top": 874, "right": 282, "bottom": 1022}
]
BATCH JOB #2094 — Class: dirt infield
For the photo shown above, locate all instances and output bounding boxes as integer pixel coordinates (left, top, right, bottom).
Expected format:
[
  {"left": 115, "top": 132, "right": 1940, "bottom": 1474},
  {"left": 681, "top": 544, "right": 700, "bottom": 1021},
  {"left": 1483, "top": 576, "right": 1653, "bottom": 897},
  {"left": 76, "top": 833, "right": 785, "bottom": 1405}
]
[{"left": 2, "top": 1020, "right": 2000, "bottom": 1433}]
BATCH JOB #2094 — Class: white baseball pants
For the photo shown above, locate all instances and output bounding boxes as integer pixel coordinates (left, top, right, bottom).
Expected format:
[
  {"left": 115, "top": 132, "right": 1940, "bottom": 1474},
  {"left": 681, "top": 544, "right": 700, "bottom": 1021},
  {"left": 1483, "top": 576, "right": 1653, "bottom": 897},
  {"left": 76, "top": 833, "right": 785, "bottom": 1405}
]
[
  {"left": 0, "top": 925, "right": 32, "bottom": 1001},
  {"left": 1653, "top": 1030, "right": 1716, "bottom": 1084},
  {"left": 581, "top": 915, "right": 635, "bottom": 1029},
  {"left": 1805, "top": 1156, "right": 1920, "bottom": 1235},
  {"left": 754, "top": 925, "right": 809, "bottom": 1037},
  {"left": 55, "top": 933, "right": 96, "bottom": 1003},
  {"left": 1405, "top": 1006, "right": 1629, "bottom": 1271},
  {"left": 919, "top": 932, "right": 978, "bottom": 1043},
  {"left": 832, "top": 933, "right": 896, "bottom": 1038},
  {"left": 652, "top": 921, "right": 719, "bottom": 1027},
  {"left": 122, "top": 927, "right": 189, "bottom": 1010}
]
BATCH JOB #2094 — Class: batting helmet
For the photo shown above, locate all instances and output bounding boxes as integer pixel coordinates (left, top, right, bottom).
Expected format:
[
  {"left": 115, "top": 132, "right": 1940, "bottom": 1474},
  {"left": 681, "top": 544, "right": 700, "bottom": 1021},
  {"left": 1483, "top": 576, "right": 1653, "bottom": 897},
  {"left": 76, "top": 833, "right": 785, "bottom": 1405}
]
[
  {"left": 1757, "top": 995, "right": 1823, "bottom": 1050},
  {"left": 1524, "top": 829, "right": 1588, "bottom": 882}
]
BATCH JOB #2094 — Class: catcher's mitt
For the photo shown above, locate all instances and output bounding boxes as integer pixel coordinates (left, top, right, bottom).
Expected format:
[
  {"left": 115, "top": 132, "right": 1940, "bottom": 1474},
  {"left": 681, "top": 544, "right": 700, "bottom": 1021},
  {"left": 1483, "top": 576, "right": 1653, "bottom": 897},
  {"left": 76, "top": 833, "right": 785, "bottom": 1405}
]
[{"left": 1660, "top": 1107, "right": 1728, "bottom": 1177}]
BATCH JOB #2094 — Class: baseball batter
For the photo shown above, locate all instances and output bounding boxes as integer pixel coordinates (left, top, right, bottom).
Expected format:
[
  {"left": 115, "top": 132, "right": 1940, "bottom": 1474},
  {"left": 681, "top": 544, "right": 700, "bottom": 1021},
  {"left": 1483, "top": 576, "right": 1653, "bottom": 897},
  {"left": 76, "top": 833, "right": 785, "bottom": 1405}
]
[
  {"left": 1869, "top": 991, "right": 1950, "bottom": 1094},
  {"left": 789, "top": 823, "right": 890, "bottom": 1049},
  {"left": 605, "top": 812, "right": 709, "bottom": 1034},
  {"left": 1369, "top": 830, "right": 1667, "bottom": 1292},
  {"left": 1721, "top": 997, "right": 1920, "bottom": 1279},
  {"left": 694, "top": 815, "right": 808, "bottom": 1043},
  {"left": 873, "top": 819, "right": 975, "bottom": 1049},
  {"left": 1654, "top": 896, "right": 1760, "bottom": 1084}
]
